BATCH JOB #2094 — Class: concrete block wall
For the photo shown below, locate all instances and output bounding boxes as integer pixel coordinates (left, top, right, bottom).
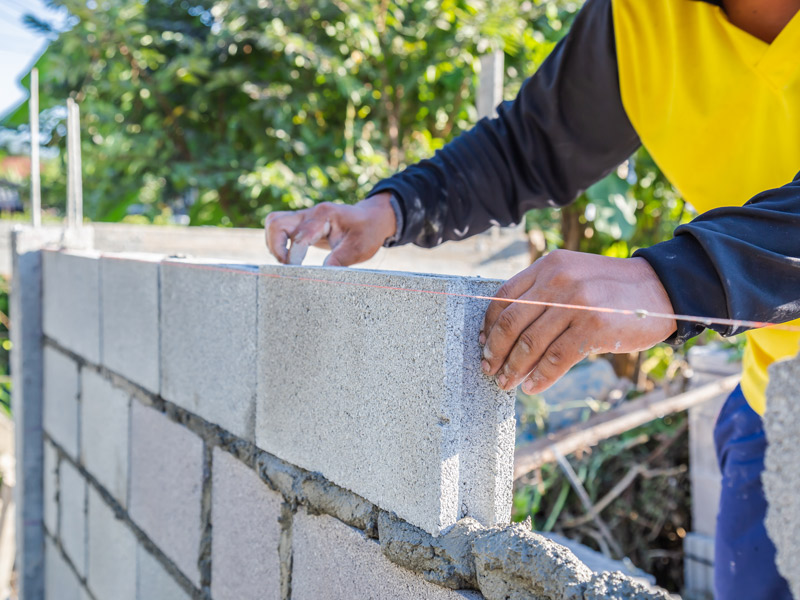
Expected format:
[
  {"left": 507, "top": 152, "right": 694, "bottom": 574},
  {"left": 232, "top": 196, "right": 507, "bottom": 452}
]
[{"left": 16, "top": 243, "right": 673, "bottom": 600}]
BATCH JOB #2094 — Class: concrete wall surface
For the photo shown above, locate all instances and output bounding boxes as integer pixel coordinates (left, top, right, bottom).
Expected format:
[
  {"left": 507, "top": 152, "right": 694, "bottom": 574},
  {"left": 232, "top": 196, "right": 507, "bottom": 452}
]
[
  {"left": 764, "top": 351, "right": 800, "bottom": 599},
  {"left": 13, "top": 235, "right": 675, "bottom": 600}
]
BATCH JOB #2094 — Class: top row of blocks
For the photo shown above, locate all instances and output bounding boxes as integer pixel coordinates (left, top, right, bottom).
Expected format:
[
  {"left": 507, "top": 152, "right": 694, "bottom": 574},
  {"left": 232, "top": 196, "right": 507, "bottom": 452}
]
[{"left": 41, "top": 249, "right": 515, "bottom": 536}]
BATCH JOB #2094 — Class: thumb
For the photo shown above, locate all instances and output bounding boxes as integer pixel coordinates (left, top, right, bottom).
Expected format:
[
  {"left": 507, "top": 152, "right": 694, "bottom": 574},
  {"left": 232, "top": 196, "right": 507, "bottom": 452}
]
[{"left": 323, "top": 235, "right": 365, "bottom": 267}]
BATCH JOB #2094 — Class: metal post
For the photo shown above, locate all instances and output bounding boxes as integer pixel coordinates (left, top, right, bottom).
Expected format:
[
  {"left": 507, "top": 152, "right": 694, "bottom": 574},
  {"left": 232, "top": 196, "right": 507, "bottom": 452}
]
[
  {"left": 477, "top": 50, "right": 504, "bottom": 120},
  {"left": 29, "top": 69, "right": 41, "bottom": 228},
  {"left": 66, "top": 98, "right": 83, "bottom": 230}
]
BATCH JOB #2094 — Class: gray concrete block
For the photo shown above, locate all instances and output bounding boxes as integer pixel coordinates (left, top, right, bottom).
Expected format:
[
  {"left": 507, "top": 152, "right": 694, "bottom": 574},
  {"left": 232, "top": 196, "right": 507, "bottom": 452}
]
[
  {"left": 764, "top": 353, "right": 800, "bottom": 599},
  {"left": 292, "top": 509, "right": 482, "bottom": 600},
  {"left": 256, "top": 266, "right": 515, "bottom": 535},
  {"left": 87, "top": 485, "right": 137, "bottom": 600},
  {"left": 160, "top": 259, "right": 258, "bottom": 440},
  {"left": 43, "top": 440, "right": 58, "bottom": 536},
  {"left": 80, "top": 369, "right": 130, "bottom": 506},
  {"left": 59, "top": 459, "right": 86, "bottom": 577},
  {"left": 45, "top": 537, "right": 82, "bottom": 600},
  {"left": 43, "top": 346, "right": 80, "bottom": 459},
  {"left": 136, "top": 545, "right": 192, "bottom": 600},
  {"left": 211, "top": 448, "right": 282, "bottom": 600},
  {"left": 129, "top": 401, "right": 203, "bottom": 586},
  {"left": 42, "top": 250, "right": 101, "bottom": 363},
  {"left": 101, "top": 253, "right": 161, "bottom": 393}
]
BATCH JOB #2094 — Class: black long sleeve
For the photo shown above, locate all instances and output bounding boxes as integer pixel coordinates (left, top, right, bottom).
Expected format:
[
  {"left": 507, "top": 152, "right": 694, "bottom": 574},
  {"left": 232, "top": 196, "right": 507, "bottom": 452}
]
[
  {"left": 369, "top": 0, "right": 640, "bottom": 248},
  {"left": 634, "top": 173, "right": 800, "bottom": 342}
]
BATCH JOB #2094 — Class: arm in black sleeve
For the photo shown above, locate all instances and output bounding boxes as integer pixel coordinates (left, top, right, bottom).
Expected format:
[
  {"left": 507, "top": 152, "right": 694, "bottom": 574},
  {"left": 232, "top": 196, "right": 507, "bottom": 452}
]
[
  {"left": 634, "top": 172, "right": 800, "bottom": 343},
  {"left": 370, "top": 0, "right": 641, "bottom": 248}
]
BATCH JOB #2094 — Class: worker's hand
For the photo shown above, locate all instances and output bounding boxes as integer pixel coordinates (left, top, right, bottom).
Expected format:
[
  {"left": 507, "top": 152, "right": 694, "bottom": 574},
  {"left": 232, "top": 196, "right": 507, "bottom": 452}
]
[
  {"left": 264, "top": 192, "right": 397, "bottom": 267},
  {"left": 480, "top": 250, "right": 676, "bottom": 395}
]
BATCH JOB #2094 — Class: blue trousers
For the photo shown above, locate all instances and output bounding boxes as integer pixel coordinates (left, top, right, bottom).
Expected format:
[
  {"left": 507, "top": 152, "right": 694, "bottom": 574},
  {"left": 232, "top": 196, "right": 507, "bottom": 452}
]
[{"left": 713, "top": 385, "right": 792, "bottom": 600}]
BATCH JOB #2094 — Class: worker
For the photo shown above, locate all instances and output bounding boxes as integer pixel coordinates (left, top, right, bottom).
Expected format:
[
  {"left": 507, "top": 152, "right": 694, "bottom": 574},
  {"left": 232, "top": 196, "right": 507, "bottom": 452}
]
[{"left": 264, "top": 0, "right": 800, "bottom": 597}]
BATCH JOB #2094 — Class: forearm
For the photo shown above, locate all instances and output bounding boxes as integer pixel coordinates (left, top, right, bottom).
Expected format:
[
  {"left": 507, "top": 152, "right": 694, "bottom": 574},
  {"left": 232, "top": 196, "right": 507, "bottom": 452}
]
[
  {"left": 371, "top": 0, "right": 641, "bottom": 248},
  {"left": 635, "top": 173, "right": 800, "bottom": 342}
]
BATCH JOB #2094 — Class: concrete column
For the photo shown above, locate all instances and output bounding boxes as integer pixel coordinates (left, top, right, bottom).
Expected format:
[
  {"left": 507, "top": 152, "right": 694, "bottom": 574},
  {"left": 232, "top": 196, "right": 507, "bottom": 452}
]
[
  {"left": 11, "top": 227, "right": 92, "bottom": 600},
  {"left": 477, "top": 51, "right": 504, "bottom": 120}
]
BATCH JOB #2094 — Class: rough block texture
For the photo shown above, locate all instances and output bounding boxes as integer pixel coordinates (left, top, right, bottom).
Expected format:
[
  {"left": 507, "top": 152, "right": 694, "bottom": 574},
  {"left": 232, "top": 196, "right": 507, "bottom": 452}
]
[
  {"left": 80, "top": 369, "right": 129, "bottom": 506},
  {"left": 129, "top": 401, "right": 203, "bottom": 586},
  {"left": 160, "top": 259, "right": 257, "bottom": 440},
  {"left": 87, "top": 486, "right": 136, "bottom": 600},
  {"left": 43, "top": 347, "right": 80, "bottom": 459},
  {"left": 42, "top": 250, "right": 101, "bottom": 363},
  {"left": 763, "top": 353, "right": 800, "bottom": 598},
  {"left": 211, "top": 448, "right": 282, "bottom": 600},
  {"left": 59, "top": 459, "right": 86, "bottom": 577},
  {"left": 256, "top": 266, "right": 515, "bottom": 535},
  {"left": 292, "top": 509, "right": 482, "bottom": 600},
  {"left": 43, "top": 440, "right": 58, "bottom": 536},
  {"left": 45, "top": 538, "right": 82, "bottom": 600},
  {"left": 136, "top": 546, "right": 191, "bottom": 600},
  {"left": 101, "top": 253, "right": 160, "bottom": 393}
]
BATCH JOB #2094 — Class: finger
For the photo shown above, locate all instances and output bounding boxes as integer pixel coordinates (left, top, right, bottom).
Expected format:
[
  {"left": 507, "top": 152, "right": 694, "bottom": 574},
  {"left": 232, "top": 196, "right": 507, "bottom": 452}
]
[
  {"left": 481, "top": 265, "right": 540, "bottom": 342},
  {"left": 482, "top": 292, "right": 547, "bottom": 378},
  {"left": 265, "top": 211, "right": 304, "bottom": 264},
  {"left": 323, "top": 234, "right": 366, "bottom": 267},
  {"left": 496, "top": 308, "right": 572, "bottom": 391},
  {"left": 520, "top": 327, "right": 586, "bottom": 395},
  {"left": 289, "top": 219, "right": 331, "bottom": 265}
]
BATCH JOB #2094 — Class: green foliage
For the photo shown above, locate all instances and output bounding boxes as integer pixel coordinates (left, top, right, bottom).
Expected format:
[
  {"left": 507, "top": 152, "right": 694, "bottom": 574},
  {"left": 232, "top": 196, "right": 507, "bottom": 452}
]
[{"left": 4, "top": 0, "right": 579, "bottom": 226}]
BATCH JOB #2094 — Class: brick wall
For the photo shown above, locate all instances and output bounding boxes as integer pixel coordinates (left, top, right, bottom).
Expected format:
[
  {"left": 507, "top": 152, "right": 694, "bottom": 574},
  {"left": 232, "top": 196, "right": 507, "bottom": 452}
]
[{"left": 13, "top": 234, "right": 673, "bottom": 600}]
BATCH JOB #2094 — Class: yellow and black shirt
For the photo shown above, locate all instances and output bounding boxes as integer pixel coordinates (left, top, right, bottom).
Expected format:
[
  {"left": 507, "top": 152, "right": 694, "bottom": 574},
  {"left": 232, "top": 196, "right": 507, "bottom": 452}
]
[{"left": 371, "top": 0, "right": 800, "bottom": 415}]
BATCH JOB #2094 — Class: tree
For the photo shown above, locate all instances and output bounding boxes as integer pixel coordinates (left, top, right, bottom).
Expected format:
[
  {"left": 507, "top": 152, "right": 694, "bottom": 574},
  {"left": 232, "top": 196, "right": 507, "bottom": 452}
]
[{"left": 3, "top": 0, "right": 579, "bottom": 226}]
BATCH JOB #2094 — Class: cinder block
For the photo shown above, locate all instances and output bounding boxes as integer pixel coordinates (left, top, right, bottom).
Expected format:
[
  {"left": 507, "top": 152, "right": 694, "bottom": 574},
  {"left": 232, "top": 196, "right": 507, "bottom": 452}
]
[
  {"left": 160, "top": 259, "right": 258, "bottom": 440},
  {"left": 101, "top": 253, "right": 161, "bottom": 393},
  {"left": 137, "top": 546, "right": 192, "bottom": 600},
  {"left": 43, "top": 346, "right": 80, "bottom": 458},
  {"left": 256, "top": 266, "right": 515, "bottom": 535},
  {"left": 211, "top": 448, "right": 282, "bottom": 600},
  {"left": 292, "top": 509, "right": 482, "bottom": 600},
  {"left": 129, "top": 401, "right": 203, "bottom": 586},
  {"left": 43, "top": 440, "right": 58, "bottom": 536},
  {"left": 87, "top": 485, "right": 136, "bottom": 600},
  {"left": 80, "top": 369, "right": 130, "bottom": 506},
  {"left": 45, "top": 537, "right": 82, "bottom": 600},
  {"left": 59, "top": 459, "right": 87, "bottom": 577},
  {"left": 42, "top": 250, "right": 101, "bottom": 363}
]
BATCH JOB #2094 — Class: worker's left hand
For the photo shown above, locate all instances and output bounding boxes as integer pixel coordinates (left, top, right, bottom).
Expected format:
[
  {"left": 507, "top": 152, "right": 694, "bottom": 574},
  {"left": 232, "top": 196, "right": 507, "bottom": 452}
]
[{"left": 480, "top": 250, "right": 677, "bottom": 395}]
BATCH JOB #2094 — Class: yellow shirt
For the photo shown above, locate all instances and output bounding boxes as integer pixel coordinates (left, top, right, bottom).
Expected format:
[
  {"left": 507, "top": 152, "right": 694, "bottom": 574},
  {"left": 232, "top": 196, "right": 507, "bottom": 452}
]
[{"left": 612, "top": 0, "right": 800, "bottom": 414}]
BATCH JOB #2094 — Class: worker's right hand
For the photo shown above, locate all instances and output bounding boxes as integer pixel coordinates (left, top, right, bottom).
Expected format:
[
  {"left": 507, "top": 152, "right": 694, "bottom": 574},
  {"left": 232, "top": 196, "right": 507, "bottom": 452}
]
[{"left": 264, "top": 192, "right": 397, "bottom": 267}]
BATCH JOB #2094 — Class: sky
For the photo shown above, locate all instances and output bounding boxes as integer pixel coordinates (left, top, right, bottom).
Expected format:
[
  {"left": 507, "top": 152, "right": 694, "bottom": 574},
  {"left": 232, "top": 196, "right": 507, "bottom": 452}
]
[{"left": 0, "top": 0, "right": 67, "bottom": 120}]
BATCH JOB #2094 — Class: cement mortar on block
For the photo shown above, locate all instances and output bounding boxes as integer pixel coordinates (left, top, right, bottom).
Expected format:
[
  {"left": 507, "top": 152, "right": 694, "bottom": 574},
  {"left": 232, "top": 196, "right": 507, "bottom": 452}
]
[
  {"left": 136, "top": 546, "right": 191, "bottom": 600},
  {"left": 763, "top": 353, "right": 800, "bottom": 599},
  {"left": 87, "top": 486, "right": 136, "bottom": 600},
  {"left": 43, "top": 441, "right": 58, "bottom": 536},
  {"left": 101, "top": 253, "right": 161, "bottom": 393},
  {"left": 129, "top": 401, "right": 203, "bottom": 586},
  {"left": 43, "top": 346, "right": 80, "bottom": 459},
  {"left": 256, "top": 266, "right": 515, "bottom": 536},
  {"left": 211, "top": 449, "right": 281, "bottom": 600},
  {"left": 45, "top": 538, "right": 82, "bottom": 600},
  {"left": 42, "top": 250, "right": 101, "bottom": 363},
  {"left": 160, "top": 259, "right": 257, "bottom": 440},
  {"left": 292, "top": 508, "right": 483, "bottom": 600},
  {"left": 81, "top": 369, "right": 130, "bottom": 506},
  {"left": 59, "top": 459, "right": 87, "bottom": 577}
]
